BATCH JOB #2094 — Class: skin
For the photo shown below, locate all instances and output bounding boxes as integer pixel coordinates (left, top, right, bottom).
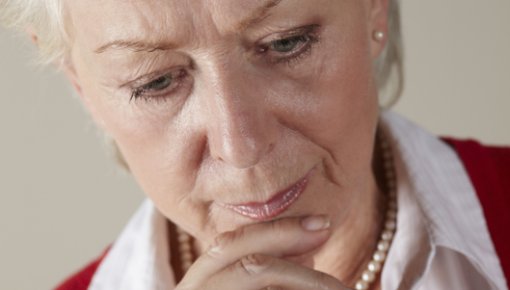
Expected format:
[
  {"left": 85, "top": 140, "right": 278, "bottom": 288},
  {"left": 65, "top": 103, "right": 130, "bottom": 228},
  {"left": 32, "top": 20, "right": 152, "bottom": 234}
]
[{"left": 61, "top": 0, "right": 390, "bottom": 288}]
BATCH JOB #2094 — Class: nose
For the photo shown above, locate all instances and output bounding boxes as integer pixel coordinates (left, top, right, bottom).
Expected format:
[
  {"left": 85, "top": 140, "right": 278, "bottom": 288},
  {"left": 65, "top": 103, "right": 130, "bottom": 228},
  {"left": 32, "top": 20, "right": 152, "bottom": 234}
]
[{"left": 203, "top": 61, "right": 277, "bottom": 169}]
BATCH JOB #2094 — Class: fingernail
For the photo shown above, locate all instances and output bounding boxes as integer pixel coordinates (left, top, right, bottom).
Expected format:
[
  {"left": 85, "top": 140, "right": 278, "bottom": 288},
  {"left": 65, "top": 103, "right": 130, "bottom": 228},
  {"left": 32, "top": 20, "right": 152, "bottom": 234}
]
[{"left": 301, "top": 216, "right": 330, "bottom": 231}]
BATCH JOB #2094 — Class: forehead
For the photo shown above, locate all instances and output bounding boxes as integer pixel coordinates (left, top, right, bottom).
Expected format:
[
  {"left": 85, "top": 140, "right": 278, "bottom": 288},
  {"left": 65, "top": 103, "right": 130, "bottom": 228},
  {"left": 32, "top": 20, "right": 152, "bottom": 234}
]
[{"left": 67, "top": 0, "right": 284, "bottom": 47}]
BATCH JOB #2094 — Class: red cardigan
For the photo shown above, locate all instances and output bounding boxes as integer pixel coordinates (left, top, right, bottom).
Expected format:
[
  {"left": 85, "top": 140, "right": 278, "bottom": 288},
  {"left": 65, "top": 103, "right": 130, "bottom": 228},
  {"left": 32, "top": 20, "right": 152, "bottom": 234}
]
[
  {"left": 55, "top": 138, "right": 510, "bottom": 289},
  {"left": 445, "top": 138, "right": 510, "bottom": 287}
]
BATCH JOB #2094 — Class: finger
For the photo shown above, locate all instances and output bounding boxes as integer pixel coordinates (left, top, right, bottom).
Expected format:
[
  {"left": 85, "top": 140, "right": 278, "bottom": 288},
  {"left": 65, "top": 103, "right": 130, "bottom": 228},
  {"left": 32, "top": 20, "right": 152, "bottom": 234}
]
[
  {"left": 180, "top": 215, "right": 331, "bottom": 287},
  {"left": 200, "top": 254, "right": 352, "bottom": 290}
]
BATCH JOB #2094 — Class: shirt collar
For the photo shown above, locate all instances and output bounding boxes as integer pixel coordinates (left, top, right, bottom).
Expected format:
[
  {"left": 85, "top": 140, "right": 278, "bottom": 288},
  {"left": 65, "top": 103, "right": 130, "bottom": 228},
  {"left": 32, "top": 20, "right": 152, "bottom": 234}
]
[
  {"left": 89, "top": 199, "right": 176, "bottom": 290},
  {"left": 381, "top": 111, "right": 507, "bottom": 290}
]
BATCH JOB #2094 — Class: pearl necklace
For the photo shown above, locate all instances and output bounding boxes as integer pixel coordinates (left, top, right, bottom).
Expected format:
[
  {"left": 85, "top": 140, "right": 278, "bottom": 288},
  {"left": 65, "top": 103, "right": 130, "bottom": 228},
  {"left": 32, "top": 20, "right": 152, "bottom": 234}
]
[
  {"left": 176, "top": 226, "right": 195, "bottom": 273},
  {"left": 175, "top": 131, "right": 397, "bottom": 290},
  {"left": 353, "top": 131, "right": 397, "bottom": 290}
]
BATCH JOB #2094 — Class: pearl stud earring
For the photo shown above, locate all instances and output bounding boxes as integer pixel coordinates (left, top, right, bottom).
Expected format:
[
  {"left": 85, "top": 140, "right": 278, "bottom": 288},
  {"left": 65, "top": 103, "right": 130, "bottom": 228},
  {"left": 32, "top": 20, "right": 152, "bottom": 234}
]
[{"left": 373, "top": 31, "right": 385, "bottom": 42}]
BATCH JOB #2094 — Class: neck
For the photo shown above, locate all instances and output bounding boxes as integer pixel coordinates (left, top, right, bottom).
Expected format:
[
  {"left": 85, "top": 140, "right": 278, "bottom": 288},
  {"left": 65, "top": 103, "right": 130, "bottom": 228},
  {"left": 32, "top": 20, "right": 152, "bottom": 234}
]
[
  {"left": 313, "top": 135, "right": 388, "bottom": 289},
  {"left": 314, "top": 179, "right": 384, "bottom": 288}
]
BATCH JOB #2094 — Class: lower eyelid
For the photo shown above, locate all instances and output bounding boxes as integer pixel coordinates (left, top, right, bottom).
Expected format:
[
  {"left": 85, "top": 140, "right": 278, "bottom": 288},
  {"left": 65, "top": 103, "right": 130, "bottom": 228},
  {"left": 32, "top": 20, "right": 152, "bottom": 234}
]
[
  {"left": 268, "top": 36, "right": 318, "bottom": 65},
  {"left": 273, "top": 38, "right": 308, "bottom": 54},
  {"left": 131, "top": 72, "right": 191, "bottom": 102}
]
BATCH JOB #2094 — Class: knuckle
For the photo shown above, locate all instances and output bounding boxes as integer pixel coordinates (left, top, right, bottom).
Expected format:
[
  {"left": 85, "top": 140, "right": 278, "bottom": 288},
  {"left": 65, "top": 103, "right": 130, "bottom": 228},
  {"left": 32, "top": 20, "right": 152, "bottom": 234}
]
[
  {"left": 313, "top": 271, "right": 346, "bottom": 290},
  {"left": 213, "top": 231, "right": 234, "bottom": 248},
  {"left": 267, "top": 217, "right": 295, "bottom": 238},
  {"left": 208, "top": 228, "right": 245, "bottom": 256},
  {"left": 175, "top": 279, "right": 196, "bottom": 290},
  {"left": 208, "top": 217, "right": 300, "bottom": 258},
  {"left": 314, "top": 272, "right": 329, "bottom": 289},
  {"left": 239, "top": 254, "right": 272, "bottom": 275},
  {"left": 268, "top": 219, "right": 284, "bottom": 234}
]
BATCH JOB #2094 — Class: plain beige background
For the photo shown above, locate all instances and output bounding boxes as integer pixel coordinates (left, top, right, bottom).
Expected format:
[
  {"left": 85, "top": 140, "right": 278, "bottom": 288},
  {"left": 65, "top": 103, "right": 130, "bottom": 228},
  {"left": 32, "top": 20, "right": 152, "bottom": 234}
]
[{"left": 1, "top": 1, "right": 509, "bottom": 289}]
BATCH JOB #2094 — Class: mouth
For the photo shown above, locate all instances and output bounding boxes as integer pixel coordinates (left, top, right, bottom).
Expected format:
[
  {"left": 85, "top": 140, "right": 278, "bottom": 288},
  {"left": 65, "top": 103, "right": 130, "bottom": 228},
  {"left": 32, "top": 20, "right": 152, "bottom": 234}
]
[{"left": 220, "top": 169, "right": 314, "bottom": 221}]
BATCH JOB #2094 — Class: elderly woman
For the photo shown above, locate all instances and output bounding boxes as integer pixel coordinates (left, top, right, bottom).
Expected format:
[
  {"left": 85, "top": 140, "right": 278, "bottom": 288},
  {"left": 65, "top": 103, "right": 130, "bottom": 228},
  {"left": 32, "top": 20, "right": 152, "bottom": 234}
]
[{"left": 2, "top": 0, "right": 509, "bottom": 289}]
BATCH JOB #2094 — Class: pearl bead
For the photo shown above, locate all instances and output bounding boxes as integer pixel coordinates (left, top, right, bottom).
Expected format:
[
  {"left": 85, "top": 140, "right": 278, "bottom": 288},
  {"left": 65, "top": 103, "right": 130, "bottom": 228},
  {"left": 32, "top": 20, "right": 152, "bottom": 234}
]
[
  {"left": 181, "top": 251, "right": 193, "bottom": 261},
  {"left": 385, "top": 220, "right": 396, "bottom": 230},
  {"left": 373, "top": 250, "right": 386, "bottom": 262},
  {"left": 355, "top": 280, "right": 369, "bottom": 290},
  {"left": 381, "top": 230, "right": 394, "bottom": 241},
  {"left": 387, "top": 180, "right": 396, "bottom": 190},
  {"left": 179, "top": 241, "right": 191, "bottom": 251},
  {"left": 178, "top": 233, "right": 190, "bottom": 243},
  {"left": 386, "top": 209, "right": 397, "bottom": 219},
  {"left": 182, "top": 261, "right": 193, "bottom": 271},
  {"left": 377, "top": 240, "right": 390, "bottom": 252},
  {"left": 368, "top": 260, "right": 381, "bottom": 272},
  {"left": 362, "top": 270, "right": 376, "bottom": 282}
]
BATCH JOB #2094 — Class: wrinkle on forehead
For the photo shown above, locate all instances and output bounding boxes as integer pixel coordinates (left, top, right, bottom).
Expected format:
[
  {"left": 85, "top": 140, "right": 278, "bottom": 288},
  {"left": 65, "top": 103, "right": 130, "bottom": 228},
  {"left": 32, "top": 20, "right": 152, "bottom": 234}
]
[
  {"left": 206, "top": 0, "right": 282, "bottom": 33},
  {"left": 68, "top": 0, "right": 291, "bottom": 59},
  {"left": 68, "top": 0, "right": 194, "bottom": 51}
]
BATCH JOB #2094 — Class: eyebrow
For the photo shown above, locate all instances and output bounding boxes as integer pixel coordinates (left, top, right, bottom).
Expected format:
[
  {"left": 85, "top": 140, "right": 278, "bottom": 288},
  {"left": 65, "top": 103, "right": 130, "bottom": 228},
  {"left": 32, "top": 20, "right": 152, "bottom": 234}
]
[
  {"left": 94, "top": 0, "right": 283, "bottom": 54},
  {"left": 94, "top": 40, "right": 176, "bottom": 54},
  {"left": 235, "top": 0, "right": 283, "bottom": 31}
]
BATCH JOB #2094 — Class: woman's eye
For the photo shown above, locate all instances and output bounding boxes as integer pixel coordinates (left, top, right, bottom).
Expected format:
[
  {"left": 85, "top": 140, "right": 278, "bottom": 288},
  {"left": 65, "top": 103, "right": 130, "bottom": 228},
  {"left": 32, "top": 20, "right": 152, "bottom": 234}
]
[
  {"left": 269, "top": 35, "right": 309, "bottom": 53},
  {"left": 258, "top": 25, "right": 320, "bottom": 65},
  {"left": 145, "top": 74, "right": 173, "bottom": 91},
  {"left": 129, "top": 69, "right": 187, "bottom": 102}
]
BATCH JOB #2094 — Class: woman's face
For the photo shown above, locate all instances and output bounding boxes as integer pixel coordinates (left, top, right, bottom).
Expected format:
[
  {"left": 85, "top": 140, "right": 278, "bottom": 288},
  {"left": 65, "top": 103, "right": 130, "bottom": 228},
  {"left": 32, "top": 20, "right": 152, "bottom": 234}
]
[{"left": 66, "top": 0, "right": 387, "bottom": 245}]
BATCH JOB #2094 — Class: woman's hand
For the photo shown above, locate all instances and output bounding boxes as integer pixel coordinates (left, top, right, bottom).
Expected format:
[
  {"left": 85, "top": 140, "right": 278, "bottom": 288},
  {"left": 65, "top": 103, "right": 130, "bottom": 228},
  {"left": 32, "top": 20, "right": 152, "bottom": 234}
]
[{"left": 176, "top": 216, "right": 352, "bottom": 290}]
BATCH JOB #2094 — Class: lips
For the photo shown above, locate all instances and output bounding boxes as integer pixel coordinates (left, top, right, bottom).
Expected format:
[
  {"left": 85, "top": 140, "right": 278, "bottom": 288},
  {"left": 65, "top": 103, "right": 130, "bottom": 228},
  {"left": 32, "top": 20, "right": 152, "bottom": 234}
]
[{"left": 221, "top": 170, "right": 312, "bottom": 221}]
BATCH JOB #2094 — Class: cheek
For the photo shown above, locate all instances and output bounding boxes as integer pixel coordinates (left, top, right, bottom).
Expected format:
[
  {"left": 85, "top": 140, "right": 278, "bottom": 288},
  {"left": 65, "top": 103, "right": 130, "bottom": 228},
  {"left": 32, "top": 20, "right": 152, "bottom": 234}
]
[
  {"left": 285, "top": 32, "right": 376, "bottom": 133},
  {"left": 75, "top": 66, "right": 206, "bottom": 231},
  {"left": 317, "top": 42, "right": 379, "bottom": 180},
  {"left": 271, "top": 26, "right": 379, "bottom": 186},
  {"left": 112, "top": 112, "right": 201, "bottom": 201}
]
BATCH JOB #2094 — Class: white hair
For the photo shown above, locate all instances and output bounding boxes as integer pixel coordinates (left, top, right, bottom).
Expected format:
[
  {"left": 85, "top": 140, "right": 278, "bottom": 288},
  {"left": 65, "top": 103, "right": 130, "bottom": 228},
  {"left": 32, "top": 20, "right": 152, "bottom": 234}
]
[
  {"left": 0, "top": 0, "right": 403, "bottom": 105},
  {"left": 375, "top": 0, "right": 404, "bottom": 107},
  {"left": 0, "top": 0, "right": 67, "bottom": 65}
]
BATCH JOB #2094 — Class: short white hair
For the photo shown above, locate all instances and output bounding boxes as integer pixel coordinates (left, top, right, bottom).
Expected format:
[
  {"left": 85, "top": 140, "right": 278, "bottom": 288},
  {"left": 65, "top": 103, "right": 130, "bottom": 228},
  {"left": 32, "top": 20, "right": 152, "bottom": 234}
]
[
  {"left": 376, "top": 0, "right": 404, "bottom": 107},
  {"left": 0, "top": 0, "right": 66, "bottom": 65},
  {"left": 0, "top": 0, "right": 403, "bottom": 105}
]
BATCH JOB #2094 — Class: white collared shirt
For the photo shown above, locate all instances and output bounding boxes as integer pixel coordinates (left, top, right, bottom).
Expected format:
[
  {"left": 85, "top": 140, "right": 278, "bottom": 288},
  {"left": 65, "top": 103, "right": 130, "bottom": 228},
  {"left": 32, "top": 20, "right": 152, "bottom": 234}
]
[{"left": 89, "top": 111, "right": 508, "bottom": 290}]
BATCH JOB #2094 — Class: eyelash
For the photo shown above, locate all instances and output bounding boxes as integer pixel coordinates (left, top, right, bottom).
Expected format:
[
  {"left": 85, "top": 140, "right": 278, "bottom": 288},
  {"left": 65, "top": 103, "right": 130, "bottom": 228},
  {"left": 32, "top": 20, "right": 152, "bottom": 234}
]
[
  {"left": 129, "top": 69, "right": 188, "bottom": 103},
  {"left": 129, "top": 25, "right": 320, "bottom": 103},
  {"left": 257, "top": 25, "right": 321, "bottom": 66}
]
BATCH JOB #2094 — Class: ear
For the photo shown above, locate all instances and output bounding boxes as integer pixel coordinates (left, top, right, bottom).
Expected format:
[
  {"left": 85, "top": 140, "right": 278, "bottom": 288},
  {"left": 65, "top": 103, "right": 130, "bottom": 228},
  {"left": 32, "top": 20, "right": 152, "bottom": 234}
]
[
  {"left": 26, "top": 26, "right": 86, "bottom": 98},
  {"left": 62, "top": 62, "right": 110, "bottom": 132},
  {"left": 26, "top": 25, "right": 110, "bottom": 133},
  {"left": 62, "top": 62, "right": 85, "bottom": 98},
  {"left": 59, "top": 55, "right": 114, "bottom": 141},
  {"left": 25, "top": 26, "right": 39, "bottom": 45},
  {"left": 367, "top": 0, "right": 390, "bottom": 59}
]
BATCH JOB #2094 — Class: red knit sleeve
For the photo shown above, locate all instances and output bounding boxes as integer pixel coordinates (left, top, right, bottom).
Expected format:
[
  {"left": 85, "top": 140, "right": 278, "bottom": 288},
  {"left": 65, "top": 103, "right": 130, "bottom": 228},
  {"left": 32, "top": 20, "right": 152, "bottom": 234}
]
[
  {"left": 54, "top": 247, "right": 110, "bottom": 290},
  {"left": 443, "top": 138, "right": 510, "bottom": 287}
]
